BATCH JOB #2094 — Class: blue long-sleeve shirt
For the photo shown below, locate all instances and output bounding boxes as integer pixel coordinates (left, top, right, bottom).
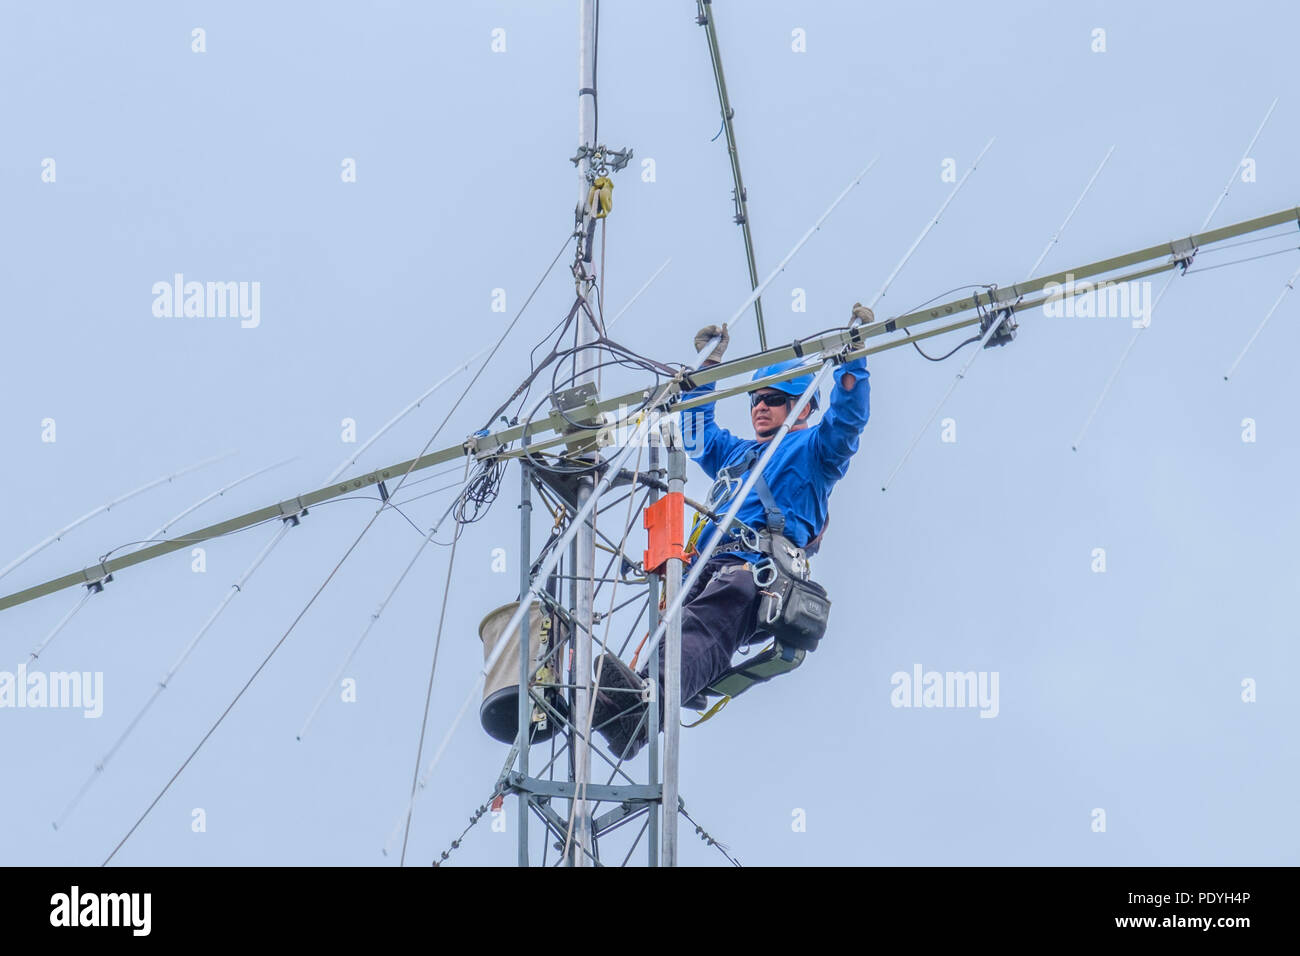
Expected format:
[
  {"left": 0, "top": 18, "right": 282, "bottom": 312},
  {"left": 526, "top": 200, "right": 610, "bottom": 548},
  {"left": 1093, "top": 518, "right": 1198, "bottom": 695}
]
[{"left": 678, "top": 357, "right": 871, "bottom": 563}]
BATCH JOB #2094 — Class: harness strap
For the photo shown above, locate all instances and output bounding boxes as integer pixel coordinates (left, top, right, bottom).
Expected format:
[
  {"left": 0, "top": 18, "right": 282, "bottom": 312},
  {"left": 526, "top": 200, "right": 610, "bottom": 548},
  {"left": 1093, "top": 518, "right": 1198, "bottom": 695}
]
[
  {"left": 804, "top": 513, "right": 828, "bottom": 557},
  {"left": 685, "top": 642, "right": 806, "bottom": 728},
  {"left": 717, "top": 445, "right": 786, "bottom": 537},
  {"left": 711, "top": 541, "right": 746, "bottom": 558},
  {"left": 682, "top": 696, "right": 730, "bottom": 727}
]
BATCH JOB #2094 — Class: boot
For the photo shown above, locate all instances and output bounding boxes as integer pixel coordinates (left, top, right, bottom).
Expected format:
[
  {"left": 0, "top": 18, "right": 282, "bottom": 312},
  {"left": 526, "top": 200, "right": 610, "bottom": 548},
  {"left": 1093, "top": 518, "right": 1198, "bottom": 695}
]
[{"left": 591, "top": 654, "right": 650, "bottom": 760}]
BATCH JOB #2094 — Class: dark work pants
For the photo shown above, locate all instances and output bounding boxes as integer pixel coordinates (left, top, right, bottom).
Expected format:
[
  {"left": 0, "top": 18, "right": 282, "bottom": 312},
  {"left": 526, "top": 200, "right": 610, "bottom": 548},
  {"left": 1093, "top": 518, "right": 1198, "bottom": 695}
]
[{"left": 639, "top": 555, "right": 764, "bottom": 709}]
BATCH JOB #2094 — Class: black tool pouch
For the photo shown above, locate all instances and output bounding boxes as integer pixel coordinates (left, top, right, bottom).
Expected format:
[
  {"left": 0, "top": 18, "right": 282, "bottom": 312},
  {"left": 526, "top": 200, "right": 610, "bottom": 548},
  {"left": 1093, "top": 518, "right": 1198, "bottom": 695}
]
[
  {"left": 753, "top": 532, "right": 832, "bottom": 652},
  {"left": 757, "top": 575, "right": 831, "bottom": 652}
]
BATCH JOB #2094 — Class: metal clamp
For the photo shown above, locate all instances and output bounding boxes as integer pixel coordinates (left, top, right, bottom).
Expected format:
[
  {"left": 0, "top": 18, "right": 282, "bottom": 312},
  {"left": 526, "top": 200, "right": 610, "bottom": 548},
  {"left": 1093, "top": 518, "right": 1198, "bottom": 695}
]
[
  {"left": 980, "top": 285, "right": 1019, "bottom": 348},
  {"left": 85, "top": 572, "right": 113, "bottom": 594},
  {"left": 990, "top": 283, "right": 1021, "bottom": 309},
  {"left": 466, "top": 428, "right": 506, "bottom": 460},
  {"left": 277, "top": 496, "right": 309, "bottom": 526},
  {"left": 80, "top": 560, "right": 114, "bottom": 590},
  {"left": 1169, "top": 236, "right": 1198, "bottom": 274},
  {"left": 570, "top": 144, "right": 634, "bottom": 177}
]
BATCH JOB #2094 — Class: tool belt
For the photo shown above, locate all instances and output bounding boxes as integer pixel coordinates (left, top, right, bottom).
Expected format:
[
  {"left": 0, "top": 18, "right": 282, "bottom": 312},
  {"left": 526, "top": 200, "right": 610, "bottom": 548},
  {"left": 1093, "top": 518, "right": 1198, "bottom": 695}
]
[
  {"left": 709, "top": 529, "right": 831, "bottom": 653},
  {"left": 748, "top": 530, "right": 831, "bottom": 653},
  {"left": 700, "top": 446, "right": 833, "bottom": 652}
]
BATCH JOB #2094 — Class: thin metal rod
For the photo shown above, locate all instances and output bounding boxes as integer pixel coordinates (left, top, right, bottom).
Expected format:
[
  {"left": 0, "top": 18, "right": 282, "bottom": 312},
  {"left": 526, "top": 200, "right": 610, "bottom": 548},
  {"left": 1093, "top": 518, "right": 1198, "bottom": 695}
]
[
  {"left": 621, "top": 818, "right": 652, "bottom": 868},
  {"left": 148, "top": 457, "right": 298, "bottom": 541},
  {"left": 616, "top": 593, "right": 650, "bottom": 658},
  {"left": 565, "top": 532, "right": 578, "bottom": 859},
  {"left": 399, "top": 526, "right": 461, "bottom": 866},
  {"left": 1070, "top": 274, "right": 1175, "bottom": 451},
  {"left": 596, "top": 590, "right": 648, "bottom": 619},
  {"left": 325, "top": 354, "right": 486, "bottom": 485},
  {"left": 563, "top": 440, "right": 645, "bottom": 865},
  {"left": 549, "top": 574, "right": 636, "bottom": 585},
  {"left": 516, "top": 451, "right": 532, "bottom": 866},
  {"left": 1201, "top": 97, "right": 1278, "bottom": 233},
  {"left": 645, "top": 440, "right": 661, "bottom": 866},
  {"left": 1224, "top": 262, "right": 1300, "bottom": 380},
  {"left": 723, "top": 157, "right": 879, "bottom": 329},
  {"left": 295, "top": 488, "right": 467, "bottom": 741},
  {"left": 1073, "top": 98, "right": 1279, "bottom": 450},
  {"left": 21, "top": 591, "right": 92, "bottom": 670},
  {"left": 869, "top": 138, "right": 994, "bottom": 310},
  {"left": 0, "top": 451, "right": 234, "bottom": 582},
  {"left": 881, "top": 145, "right": 1114, "bottom": 491},
  {"left": 54, "top": 523, "right": 291, "bottom": 829},
  {"left": 1023, "top": 145, "right": 1116, "bottom": 280},
  {"left": 606, "top": 258, "right": 671, "bottom": 330},
  {"left": 661, "top": 440, "right": 686, "bottom": 866},
  {"left": 569, "top": 475, "right": 596, "bottom": 867},
  {"left": 879, "top": 307, "right": 1009, "bottom": 493}
]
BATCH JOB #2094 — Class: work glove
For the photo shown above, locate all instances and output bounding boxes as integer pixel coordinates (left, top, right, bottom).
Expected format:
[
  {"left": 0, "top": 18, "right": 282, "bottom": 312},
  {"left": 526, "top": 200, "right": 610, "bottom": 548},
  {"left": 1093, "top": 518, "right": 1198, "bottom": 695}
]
[
  {"left": 850, "top": 302, "right": 875, "bottom": 325},
  {"left": 693, "top": 324, "right": 730, "bottom": 364}
]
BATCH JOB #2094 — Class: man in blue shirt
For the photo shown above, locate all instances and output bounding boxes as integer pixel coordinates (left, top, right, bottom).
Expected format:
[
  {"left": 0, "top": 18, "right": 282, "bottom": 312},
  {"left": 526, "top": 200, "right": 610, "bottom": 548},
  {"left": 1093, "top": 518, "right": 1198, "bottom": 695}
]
[{"left": 592, "top": 309, "right": 873, "bottom": 760}]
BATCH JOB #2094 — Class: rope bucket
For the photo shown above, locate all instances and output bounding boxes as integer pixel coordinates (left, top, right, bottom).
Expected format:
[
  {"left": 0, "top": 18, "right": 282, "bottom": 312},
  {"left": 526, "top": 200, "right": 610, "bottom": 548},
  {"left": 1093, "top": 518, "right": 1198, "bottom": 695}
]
[{"left": 478, "top": 601, "right": 568, "bottom": 743}]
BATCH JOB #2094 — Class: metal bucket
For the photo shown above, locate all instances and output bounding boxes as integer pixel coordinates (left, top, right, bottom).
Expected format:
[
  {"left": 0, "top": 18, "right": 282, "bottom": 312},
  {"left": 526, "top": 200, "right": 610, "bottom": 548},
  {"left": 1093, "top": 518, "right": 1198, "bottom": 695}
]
[{"left": 478, "top": 601, "right": 567, "bottom": 743}]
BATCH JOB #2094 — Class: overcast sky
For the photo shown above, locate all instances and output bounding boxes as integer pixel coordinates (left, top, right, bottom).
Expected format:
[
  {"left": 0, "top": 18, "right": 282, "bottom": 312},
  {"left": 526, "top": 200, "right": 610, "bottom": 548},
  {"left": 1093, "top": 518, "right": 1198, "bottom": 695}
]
[{"left": 2, "top": 0, "right": 1297, "bottom": 866}]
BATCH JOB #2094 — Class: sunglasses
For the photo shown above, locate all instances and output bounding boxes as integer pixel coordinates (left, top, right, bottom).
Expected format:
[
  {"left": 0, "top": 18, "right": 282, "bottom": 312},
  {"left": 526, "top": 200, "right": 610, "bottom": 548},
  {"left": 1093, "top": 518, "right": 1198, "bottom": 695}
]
[{"left": 750, "top": 392, "right": 792, "bottom": 409}]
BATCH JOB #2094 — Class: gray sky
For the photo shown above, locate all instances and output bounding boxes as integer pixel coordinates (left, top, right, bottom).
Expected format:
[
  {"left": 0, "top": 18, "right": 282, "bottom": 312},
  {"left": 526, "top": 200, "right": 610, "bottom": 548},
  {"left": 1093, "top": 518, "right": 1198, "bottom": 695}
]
[{"left": 2, "top": 0, "right": 1297, "bottom": 866}]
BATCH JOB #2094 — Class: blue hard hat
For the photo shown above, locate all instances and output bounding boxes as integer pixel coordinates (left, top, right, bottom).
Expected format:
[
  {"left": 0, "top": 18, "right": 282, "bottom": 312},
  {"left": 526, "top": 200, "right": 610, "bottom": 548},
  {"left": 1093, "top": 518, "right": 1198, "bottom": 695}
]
[{"left": 752, "top": 359, "right": 820, "bottom": 409}]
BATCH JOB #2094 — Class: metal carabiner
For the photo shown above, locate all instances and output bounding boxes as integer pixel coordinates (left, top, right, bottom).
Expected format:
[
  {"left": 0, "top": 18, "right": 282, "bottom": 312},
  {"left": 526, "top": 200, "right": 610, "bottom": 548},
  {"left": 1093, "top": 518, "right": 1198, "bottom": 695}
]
[
  {"left": 708, "top": 472, "right": 741, "bottom": 510},
  {"left": 761, "top": 587, "right": 784, "bottom": 625},
  {"left": 751, "top": 557, "right": 778, "bottom": 589}
]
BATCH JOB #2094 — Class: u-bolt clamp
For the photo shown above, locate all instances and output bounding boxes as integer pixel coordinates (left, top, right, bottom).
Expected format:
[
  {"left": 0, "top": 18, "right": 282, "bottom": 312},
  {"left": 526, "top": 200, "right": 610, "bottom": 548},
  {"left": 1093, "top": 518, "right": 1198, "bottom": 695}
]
[{"left": 1169, "top": 236, "right": 1199, "bottom": 275}]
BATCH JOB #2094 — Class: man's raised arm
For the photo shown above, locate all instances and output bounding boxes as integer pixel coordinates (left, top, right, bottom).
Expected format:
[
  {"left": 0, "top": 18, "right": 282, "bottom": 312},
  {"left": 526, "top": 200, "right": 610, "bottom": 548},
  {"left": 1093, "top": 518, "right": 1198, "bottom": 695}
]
[
  {"left": 813, "top": 354, "right": 871, "bottom": 480},
  {"left": 679, "top": 324, "right": 744, "bottom": 479}
]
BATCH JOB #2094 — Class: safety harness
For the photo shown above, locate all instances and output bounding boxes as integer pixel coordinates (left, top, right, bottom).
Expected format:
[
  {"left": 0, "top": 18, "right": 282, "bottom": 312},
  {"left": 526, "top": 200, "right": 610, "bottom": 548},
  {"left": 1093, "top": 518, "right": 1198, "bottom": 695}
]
[
  {"left": 683, "top": 445, "right": 833, "bottom": 724},
  {"left": 689, "top": 444, "right": 790, "bottom": 544}
]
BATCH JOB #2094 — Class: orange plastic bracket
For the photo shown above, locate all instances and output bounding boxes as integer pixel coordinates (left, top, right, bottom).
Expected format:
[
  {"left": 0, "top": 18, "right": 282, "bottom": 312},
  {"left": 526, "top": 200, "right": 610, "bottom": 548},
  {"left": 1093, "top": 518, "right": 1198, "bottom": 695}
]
[{"left": 642, "top": 492, "right": 685, "bottom": 575}]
